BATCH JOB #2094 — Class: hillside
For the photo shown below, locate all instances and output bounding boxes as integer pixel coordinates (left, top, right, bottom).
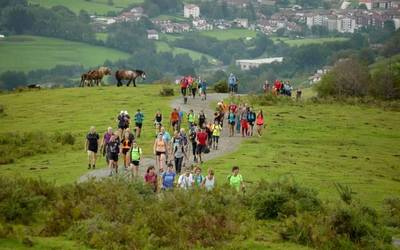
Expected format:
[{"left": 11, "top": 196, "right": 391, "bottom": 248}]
[{"left": 0, "top": 36, "right": 130, "bottom": 73}]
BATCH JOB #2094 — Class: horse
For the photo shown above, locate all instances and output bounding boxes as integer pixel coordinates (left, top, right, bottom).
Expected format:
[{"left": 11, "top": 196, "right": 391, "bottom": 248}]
[
  {"left": 80, "top": 67, "right": 112, "bottom": 87},
  {"left": 115, "top": 70, "right": 146, "bottom": 87}
]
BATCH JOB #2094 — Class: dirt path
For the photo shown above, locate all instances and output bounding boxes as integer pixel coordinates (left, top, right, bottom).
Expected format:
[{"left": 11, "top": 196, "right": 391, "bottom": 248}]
[{"left": 79, "top": 93, "right": 243, "bottom": 182}]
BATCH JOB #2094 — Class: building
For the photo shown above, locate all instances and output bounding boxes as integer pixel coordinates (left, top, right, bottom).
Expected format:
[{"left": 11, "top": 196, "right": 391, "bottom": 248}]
[
  {"left": 234, "top": 18, "right": 249, "bottom": 28},
  {"left": 359, "top": 0, "right": 373, "bottom": 10},
  {"left": 0, "top": 34, "right": 5, "bottom": 39},
  {"left": 193, "top": 18, "right": 213, "bottom": 30},
  {"left": 147, "top": 30, "right": 159, "bottom": 40},
  {"left": 184, "top": 4, "right": 200, "bottom": 18},
  {"left": 338, "top": 16, "right": 357, "bottom": 33},
  {"left": 236, "top": 57, "right": 284, "bottom": 70}
]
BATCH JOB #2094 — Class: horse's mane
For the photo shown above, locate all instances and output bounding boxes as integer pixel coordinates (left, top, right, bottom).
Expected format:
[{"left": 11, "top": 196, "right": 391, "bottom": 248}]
[{"left": 135, "top": 69, "right": 144, "bottom": 74}]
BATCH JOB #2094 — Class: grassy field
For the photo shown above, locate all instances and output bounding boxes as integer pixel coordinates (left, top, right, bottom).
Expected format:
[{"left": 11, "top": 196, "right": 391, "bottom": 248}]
[
  {"left": 199, "top": 29, "right": 258, "bottom": 41},
  {"left": 155, "top": 41, "right": 220, "bottom": 65},
  {"left": 271, "top": 36, "right": 350, "bottom": 47},
  {"left": 203, "top": 97, "right": 400, "bottom": 210},
  {"left": 0, "top": 36, "right": 130, "bottom": 73},
  {"left": 95, "top": 32, "right": 109, "bottom": 42},
  {"left": 0, "top": 86, "right": 174, "bottom": 184},
  {"left": 29, "top": 0, "right": 143, "bottom": 15}
]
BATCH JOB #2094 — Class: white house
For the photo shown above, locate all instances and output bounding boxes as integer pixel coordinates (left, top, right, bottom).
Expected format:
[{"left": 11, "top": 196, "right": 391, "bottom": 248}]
[
  {"left": 147, "top": 29, "right": 159, "bottom": 40},
  {"left": 184, "top": 4, "right": 200, "bottom": 18},
  {"left": 236, "top": 57, "right": 284, "bottom": 70},
  {"left": 0, "top": 34, "right": 5, "bottom": 39}
]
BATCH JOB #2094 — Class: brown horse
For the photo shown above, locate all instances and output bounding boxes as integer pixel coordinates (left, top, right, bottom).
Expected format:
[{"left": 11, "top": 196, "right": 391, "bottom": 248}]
[
  {"left": 115, "top": 69, "right": 146, "bottom": 87},
  {"left": 80, "top": 67, "right": 111, "bottom": 87}
]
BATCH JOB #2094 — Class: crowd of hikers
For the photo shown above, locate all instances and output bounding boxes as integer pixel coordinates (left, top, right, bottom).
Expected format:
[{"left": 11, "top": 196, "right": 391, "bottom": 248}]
[
  {"left": 178, "top": 75, "right": 208, "bottom": 104},
  {"left": 263, "top": 79, "right": 303, "bottom": 100},
  {"left": 84, "top": 74, "right": 266, "bottom": 192}
]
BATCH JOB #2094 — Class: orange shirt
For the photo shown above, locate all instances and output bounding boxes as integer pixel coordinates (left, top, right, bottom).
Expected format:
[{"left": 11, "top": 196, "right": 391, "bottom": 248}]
[{"left": 170, "top": 111, "right": 179, "bottom": 121}]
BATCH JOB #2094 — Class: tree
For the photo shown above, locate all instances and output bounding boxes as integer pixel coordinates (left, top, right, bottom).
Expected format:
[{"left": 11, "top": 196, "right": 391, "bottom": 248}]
[
  {"left": 0, "top": 71, "right": 27, "bottom": 90},
  {"left": 370, "top": 60, "right": 400, "bottom": 100},
  {"left": 2, "top": 5, "right": 34, "bottom": 34}
]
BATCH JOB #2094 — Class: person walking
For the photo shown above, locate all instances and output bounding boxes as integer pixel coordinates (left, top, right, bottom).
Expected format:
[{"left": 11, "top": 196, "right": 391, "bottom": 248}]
[
  {"left": 121, "top": 131, "right": 132, "bottom": 170},
  {"left": 153, "top": 133, "right": 168, "bottom": 172},
  {"left": 191, "top": 78, "right": 198, "bottom": 98},
  {"left": 199, "top": 79, "right": 207, "bottom": 101},
  {"left": 247, "top": 107, "right": 256, "bottom": 136},
  {"left": 144, "top": 166, "right": 158, "bottom": 192},
  {"left": 180, "top": 77, "right": 189, "bottom": 104},
  {"left": 129, "top": 141, "right": 142, "bottom": 178},
  {"left": 256, "top": 110, "right": 265, "bottom": 137},
  {"left": 228, "top": 166, "right": 245, "bottom": 192},
  {"left": 172, "top": 131, "right": 187, "bottom": 174},
  {"left": 162, "top": 163, "right": 176, "bottom": 190},
  {"left": 193, "top": 166, "right": 204, "bottom": 188},
  {"left": 198, "top": 110, "right": 206, "bottom": 129},
  {"left": 236, "top": 104, "right": 243, "bottom": 134},
  {"left": 227, "top": 109, "right": 236, "bottom": 137},
  {"left": 189, "top": 123, "right": 198, "bottom": 163},
  {"left": 100, "top": 127, "right": 113, "bottom": 167},
  {"left": 228, "top": 73, "right": 238, "bottom": 95},
  {"left": 240, "top": 107, "right": 249, "bottom": 137},
  {"left": 211, "top": 120, "right": 222, "bottom": 150},
  {"left": 202, "top": 168, "right": 216, "bottom": 191},
  {"left": 134, "top": 109, "right": 144, "bottom": 138},
  {"left": 170, "top": 108, "right": 179, "bottom": 131},
  {"left": 177, "top": 107, "right": 184, "bottom": 131},
  {"left": 85, "top": 126, "right": 99, "bottom": 169},
  {"left": 177, "top": 167, "right": 194, "bottom": 190},
  {"left": 117, "top": 111, "right": 130, "bottom": 139},
  {"left": 196, "top": 127, "right": 208, "bottom": 164},
  {"left": 187, "top": 109, "right": 196, "bottom": 128},
  {"left": 154, "top": 110, "right": 163, "bottom": 135},
  {"left": 107, "top": 134, "right": 120, "bottom": 176}
]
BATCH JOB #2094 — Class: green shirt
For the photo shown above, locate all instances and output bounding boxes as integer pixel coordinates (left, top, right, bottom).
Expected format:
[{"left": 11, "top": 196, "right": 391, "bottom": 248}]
[
  {"left": 228, "top": 174, "right": 243, "bottom": 191},
  {"left": 131, "top": 147, "right": 142, "bottom": 161}
]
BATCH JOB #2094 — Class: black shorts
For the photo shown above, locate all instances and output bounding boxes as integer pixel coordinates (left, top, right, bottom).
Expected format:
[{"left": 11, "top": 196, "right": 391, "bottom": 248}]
[
  {"left": 88, "top": 147, "right": 98, "bottom": 153},
  {"left": 196, "top": 144, "right": 206, "bottom": 154},
  {"left": 131, "top": 160, "right": 140, "bottom": 166},
  {"left": 249, "top": 122, "right": 254, "bottom": 126},
  {"left": 172, "top": 121, "right": 178, "bottom": 127},
  {"left": 156, "top": 151, "right": 166, "bottom": 156},
  {"left": 229, "top": 121, "right": 235, "bottom": 126},
  {"left": 109, "top": 153, "right": 118, "bottom": 161},
  {"left": 122, "top": 148, "right": 130, "bottom": 155},
  {"left": 136, "top": 123, "right": 142, "bottom": 129}
]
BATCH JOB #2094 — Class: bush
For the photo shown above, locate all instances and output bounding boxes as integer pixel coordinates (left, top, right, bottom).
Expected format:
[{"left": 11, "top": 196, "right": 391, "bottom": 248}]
[
  {"left": 159, "top": 85, "right": 174, "bottom": 96},
  {"left": 248, "top": 179, "right": 321, "bottom": 220},
  {"left": 383, "top": 198, "right": 400, "bottom": 227},
  {"left": 213, "top": 80, "right": 228, "bottom": 93},
  {"left": 54, "top": 132, "right": 75, "bottom": 145}
]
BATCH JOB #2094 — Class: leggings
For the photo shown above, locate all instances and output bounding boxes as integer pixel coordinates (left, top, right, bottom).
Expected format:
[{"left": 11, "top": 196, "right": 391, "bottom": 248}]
[
  {"left": 181, "top": 87, "right": 187, "bottom": 96},
  {"left": 192, "top": 88, "right": 196, "bottom": 96},
  {"left": 175, "top": 157, "right": 184, "bottom": 174},
  {"left": 212, "top": 135, "right": 219, "bottom": 144},
  {"left": 191, "top": 142, "right": 197, "bottom": 156}
]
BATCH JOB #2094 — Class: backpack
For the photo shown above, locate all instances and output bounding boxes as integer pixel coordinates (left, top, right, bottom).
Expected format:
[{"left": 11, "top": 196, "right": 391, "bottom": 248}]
[{"left": 189, "top": 128, "right": 196, "bottom": 141}]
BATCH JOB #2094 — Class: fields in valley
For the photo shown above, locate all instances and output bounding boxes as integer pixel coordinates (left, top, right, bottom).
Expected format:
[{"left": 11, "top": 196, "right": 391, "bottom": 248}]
[{"left": 0, "top": 36, "right": 130, "bottom": 73}]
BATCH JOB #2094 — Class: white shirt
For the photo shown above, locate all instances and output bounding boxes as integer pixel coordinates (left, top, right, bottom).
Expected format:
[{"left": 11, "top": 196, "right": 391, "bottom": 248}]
[{"left": 178, "top": 174, "right": 194, "bottom": 189}]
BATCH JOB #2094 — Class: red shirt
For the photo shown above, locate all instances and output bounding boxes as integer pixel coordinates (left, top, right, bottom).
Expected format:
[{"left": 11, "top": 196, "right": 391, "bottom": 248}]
[
  {"left": 196, "top": 131, "right": 208, "bottom": 145},
  {"left": 144, "top": 173, "right": 157, "bottom": 188},
  {"left": 170, "top": 111, "right": 179, "bottom": 122},
  {"left": 180, "top": 78, "right": 188, "bottom": 88},
  {"left": 229, "top": 104, "right": 237, "bottom": 113}
]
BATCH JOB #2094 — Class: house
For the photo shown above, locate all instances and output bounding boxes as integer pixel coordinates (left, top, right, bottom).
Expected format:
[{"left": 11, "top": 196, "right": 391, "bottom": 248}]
[
  {"left": 147, "top": 29, "right": 159, "bottom": 40},
  {"left": 0, "top": 34, "right": 5, "bottom": 39},
  {"left": 308, "top": 67, "right": 331, "bottom": 84},
  {"left": 236, "top": 57, "right": 284, "bottom": 70},
  {"left": 234, "top": 18, "right": 249, "bottom": 28},
  {"left": 193, "top": 18, "right": 213, "bottom": 30},
  {"left": 184, "top": 4, "right": 200, "bottom": 18},
  {"left": 359, "top": 0, "right": 373, "bottom": 10}
]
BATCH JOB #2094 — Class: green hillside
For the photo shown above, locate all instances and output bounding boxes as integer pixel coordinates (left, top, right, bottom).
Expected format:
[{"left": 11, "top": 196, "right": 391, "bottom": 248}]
[
  {"left": 271, "top": 36, "right": 350, "bottom": 47},
  {"left": 0, "top": 35, "right": 130, "bottom": 73},
  {"left": 200, "top": 29, "right": 258, "bottom": 41},
  {"left": 29, "top": 0, "right": 143, "bottom": 15},
  {"left": 0, "top": 86, "right": 173, "bottom": 184}
]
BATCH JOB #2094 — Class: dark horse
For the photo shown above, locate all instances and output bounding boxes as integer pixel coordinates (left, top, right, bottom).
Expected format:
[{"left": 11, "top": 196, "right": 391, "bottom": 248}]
[{"left": 115, "top": 70, "right": 146, "bottom": 87}]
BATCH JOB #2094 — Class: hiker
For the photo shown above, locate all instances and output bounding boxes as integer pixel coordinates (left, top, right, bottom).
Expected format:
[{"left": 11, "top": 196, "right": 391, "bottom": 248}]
[
  {"left": 144, "top": 166, "right": 158, "bottom": 192},
  {"left": 228, "top": 166, "right": 245, "bottom": 192},
  {"left": 205, "top": 122, "right": 213, "bottom": 148},
  {"left": 256, "top": 110, "right": 264, "bottom": 137},
  {"left": 172, "top": 131, "right": 187, "bottom": 174},
  {"left": 196, "top": 127, "right": 208, "bottom": 164},
  {"left": 211, "top": 120, "right": 222, "bottom": 150},
  {"left": 85, "top": 126, "right": 99, "bottom": 170},
  {"left": 296, "top": 89, "right": 302, "bottom": 100},
  {"left": 198, "top": 110, "right": 206, "bottom": 129},
  {"left": 191, "top": 77, "right": 198, "bottom": 98},
  {"left": 199, "top": 79, "right": 207, "bottom": 101},
  {"left": 117, "top": 111, "right": 130, "bottom": 138},
  {"left": 107, "top": 133, "right": 120, "bottom": 176},
  {"left": 170, "top": 108, "right": 179, "bottom": 131},
  {"left": 162, "top": 163, "right": 176, "bottom": 190},
  {"left": 228, "top": 73, "right": 238, "bottom": 95},
  {"left": 100, "top": 127, "right": 113, "bottom": 167},
  {"left": 129, "top": 141, "right": 142, "bottom": 178},
  {"left": 247, "top": 107, "right": 256, "bottom": 136},
  {"left": 227, "top": 109, "right": 236, "bottom": 137},
  {"left": 121, "top": 131, "right": 132, "bottom": 169},
  {"left": 193, "top": 166, "right": 204, "bottom": 188},
  {"left": 202, "top": 168, "right": 215, "bottom": 191},
  {"left": 263, "top": 80, "right": 270, "bottom": 94},
  {"left": 240, "top": 107, "right": 249, "bottom": 137},
  {"left": 154, "top": 133, "right": 168, "bottom": 172},
  {"left": 134, "top": 109, "right": 144, "bottom": 138},
  {"left": 236, "top": 104, "right": 243, "bottom": 134},
  {"left": 154, "top": 110, "right": 163, "bottom": 133},
  {"left": 178, "top": 167, "right": 194, "bottom": 190},
  {"left": 189, "top": 123, "right": 198, "bottom": 163},
  {"left": 177, "top": 107, "right": 184, "bottom": 131},
  {"left": 125, "top": 127, "right": 135, "bottom": 142},
  {"left": 187, "top": 109, "right": 196, "bottom": 128},
  {"left": 180, "top": 76, "right": 189, "bottom": 104},
  {"left": 160, "top": 126, "right": 171, "bottom": 144}
]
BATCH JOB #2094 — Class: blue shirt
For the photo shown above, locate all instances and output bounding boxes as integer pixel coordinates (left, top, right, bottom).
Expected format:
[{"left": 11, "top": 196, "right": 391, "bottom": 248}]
[
  {"left": 134, "top": 112, "right": 144, "bottom": 123},
  {"left": 200, "top": 81, "right": 207, "bottom": 90},
  {"left": 162, "top": 172, "right": 176, "bottom": 189},
  {"left": 162, "top": 131, "right": 171, "bottom": 143}
]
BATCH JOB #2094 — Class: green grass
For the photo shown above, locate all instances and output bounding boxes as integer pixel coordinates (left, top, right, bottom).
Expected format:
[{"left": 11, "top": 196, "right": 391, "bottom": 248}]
[
  {"left": 199, "top": 29, "right": 258, "bottom": 41},
  {"left": 0, "top": 35, "right": 130, "bottom": 73},
  {"left": 29, "top": 0, "right": 143, "bottom": 15},
  {"left": 271, "top": 36, "right": 350, "bottom": 47},
  {"left": 95, "top": 32, "right": 109, "bottom": 42},
  {"left": 155, "top": 41, "right": 220, "bottom": 64},
  {"left": 160, "top": 33, "right": 184, "bottom": 42},
  {"left": 0, "top": 237, "right": 91, "bottom": 250},
  {"left": 203, "top": 98, "right": 400, "bottom": 210},
  {"left": 0, "top": 85, "right": 175, "bottom": 184}
]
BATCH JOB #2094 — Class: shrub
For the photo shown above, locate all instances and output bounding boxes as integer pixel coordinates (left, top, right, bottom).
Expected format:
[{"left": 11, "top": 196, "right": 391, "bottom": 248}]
[
  {"left": 54, "top": 132, "right": 75, "bottom": 145},
  {"left": 214, "top": 80, "right": 228, "bottom": 93},
  {"left": 159, "top": 85, "right": 174, "bottom": 96},
  {"left": 248, "top": 179, "right": 321, "bottom": 220},
  {"left": 383, "top": 198, "right": 400, "bottom": 227}
]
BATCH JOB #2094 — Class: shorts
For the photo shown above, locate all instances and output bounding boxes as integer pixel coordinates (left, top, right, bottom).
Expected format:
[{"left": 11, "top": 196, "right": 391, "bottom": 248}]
[
  {"left": 87, "top": 150, "right": 97, "bottom": 156},
  {"left": 156, "top": 151, "right": 166, "bottom": 156},
  {"left": 196, "top": 144, "right": 206, "bottom": 154},
  {"left": 88, "top": 147, "right": 98, "bottom": 154},
  {"left": 136, "top": 123, "right": 142, "bottom": 129},
  {"left": 241, "top": 120, "right": 249, "bottom": 129},
  {"left": 122, "top": 148, "right": 130, "bottom": 155},
  {"left": 131, "top": 160, "right": 140, "bottom": 166},
  {"left": 229, "top": 121, "right": 235, "bottom": 126},
  {"left": 229, "top": 84, "right": 238, "bottom": 93},
  {"left": 108, "top": 152, "right": 118, "bottom": 162},
  {"left": 257, "top": 122, "right": 264, "bottom": 126},
  {"left": 249, "top": 122, "right": 255, "bottom": 126}
]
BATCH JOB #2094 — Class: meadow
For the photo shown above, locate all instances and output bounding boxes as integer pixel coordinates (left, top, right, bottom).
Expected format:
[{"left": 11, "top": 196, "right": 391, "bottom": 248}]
[
  {"left": 271, "top": 36, "right": 350, "bottom": 47},
  {"left": 199, "top": 28, "right": 258, "bottom": 41},
  {"left": 29, "top": 0, "right": 143, "bottom": 15},
  {"left": 0, "top": 85, "right": 174, "bottom": 184},
  {"left": 203, "top": 96, "right": 400, "bottom": 209},
  {"left": 0, "top": 36, "right": 130, "bottom": 73}
]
